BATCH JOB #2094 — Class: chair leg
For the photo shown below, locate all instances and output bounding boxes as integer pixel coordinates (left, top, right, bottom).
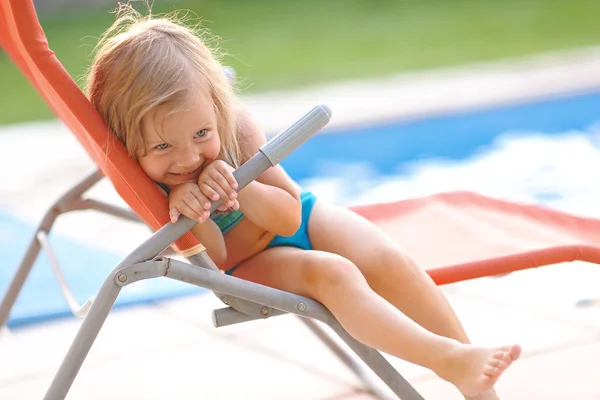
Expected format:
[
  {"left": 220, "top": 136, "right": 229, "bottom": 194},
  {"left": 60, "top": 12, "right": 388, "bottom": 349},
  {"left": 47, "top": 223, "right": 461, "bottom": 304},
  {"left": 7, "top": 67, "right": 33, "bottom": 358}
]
[
  {"left": 37, "top": 231, "right": 94, "bottom": 318},
  {"left": 0, "top": 208, "right": 59, "bottom": 328},
  {"left": 325, "top": 321, "right": 425, "bottom": 400},
  {"left": 299, "top": 317, "right": 400, "bottom": 400},
  {"left": 0, "top": 169, "right": 141, "bottom": 329},
  {"left": 43, "top": 255, "right": 173, "bottom": 400},
  {"left": 43, "top": 269, "right": 125, "bottom": 400}
]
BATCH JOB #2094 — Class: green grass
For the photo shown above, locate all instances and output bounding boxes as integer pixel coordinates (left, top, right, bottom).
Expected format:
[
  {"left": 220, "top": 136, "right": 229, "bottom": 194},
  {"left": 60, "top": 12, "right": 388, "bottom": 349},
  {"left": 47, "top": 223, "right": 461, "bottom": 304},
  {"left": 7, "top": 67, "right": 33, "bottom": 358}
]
[{"left": 2, "top": 0, "right": 600, "bottom": 125}]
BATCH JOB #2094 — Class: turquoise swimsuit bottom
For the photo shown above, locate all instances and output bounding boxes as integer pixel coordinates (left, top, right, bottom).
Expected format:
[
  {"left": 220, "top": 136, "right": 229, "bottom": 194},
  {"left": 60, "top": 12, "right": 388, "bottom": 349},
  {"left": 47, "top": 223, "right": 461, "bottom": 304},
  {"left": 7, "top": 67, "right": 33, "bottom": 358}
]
[{"left": 156, "top": 182, "right": 317, "bottom": 274}]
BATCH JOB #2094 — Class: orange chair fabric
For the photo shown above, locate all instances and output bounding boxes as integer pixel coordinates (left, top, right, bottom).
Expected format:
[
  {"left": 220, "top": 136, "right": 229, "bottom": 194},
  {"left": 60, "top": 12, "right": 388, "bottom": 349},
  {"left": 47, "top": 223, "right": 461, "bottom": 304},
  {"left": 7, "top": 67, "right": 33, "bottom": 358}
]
[{"left": 352, "top": 191, "right": 600, "bottom": 285}]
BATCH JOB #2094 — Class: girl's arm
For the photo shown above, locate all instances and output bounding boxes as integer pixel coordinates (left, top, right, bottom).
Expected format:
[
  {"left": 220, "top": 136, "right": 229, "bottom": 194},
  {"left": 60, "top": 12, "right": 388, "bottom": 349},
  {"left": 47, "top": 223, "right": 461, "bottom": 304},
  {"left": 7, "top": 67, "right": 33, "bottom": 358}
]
[
  {"left": 189, "top": 219, "right": 227, "bottom": 264},
  {"left": 237, "top": 180, "right": 301, "bottom": 236},
  {"left": 235, "top": 107, "right": 303, "bottom": 237}
]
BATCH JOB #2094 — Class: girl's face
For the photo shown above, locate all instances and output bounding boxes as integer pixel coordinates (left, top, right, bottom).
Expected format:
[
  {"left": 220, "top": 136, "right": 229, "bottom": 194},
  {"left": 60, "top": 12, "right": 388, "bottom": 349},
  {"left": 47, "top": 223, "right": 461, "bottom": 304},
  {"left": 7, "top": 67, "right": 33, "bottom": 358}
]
[{"left": 138, "top": 94, "right": 221, "bottom": 190}]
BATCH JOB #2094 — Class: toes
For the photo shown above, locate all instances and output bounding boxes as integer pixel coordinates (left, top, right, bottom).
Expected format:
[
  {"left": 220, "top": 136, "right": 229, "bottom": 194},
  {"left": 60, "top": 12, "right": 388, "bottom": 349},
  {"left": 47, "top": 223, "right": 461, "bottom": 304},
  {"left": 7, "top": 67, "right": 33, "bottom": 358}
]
[
  {"left": 494, "top": 344, "right": 522, "bottom": 363},
  {"left": 509, "top": 344, "right": 522, "bottom": 361},
  {"left": 484, "top": 357, "right": 498, "bottom": 376},
  {"left": 495, "top": 359, "right": 510, "bottom": 372},
  {"left": 483, "top": 364, "right": 499, "bottom": 378},
  {"left": 492, "top": 351, "right": 511, "bottom": 365},
  {"left": 484, "top": 353, "right": 511, "bottom": 379}
]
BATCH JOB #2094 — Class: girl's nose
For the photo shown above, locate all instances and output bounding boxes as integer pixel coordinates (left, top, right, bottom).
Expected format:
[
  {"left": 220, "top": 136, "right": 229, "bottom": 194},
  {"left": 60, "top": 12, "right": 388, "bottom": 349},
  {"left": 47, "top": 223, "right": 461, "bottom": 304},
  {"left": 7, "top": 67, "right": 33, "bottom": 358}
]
[{"left": 177, "top": 146, "right": 201, "bottom": 168}]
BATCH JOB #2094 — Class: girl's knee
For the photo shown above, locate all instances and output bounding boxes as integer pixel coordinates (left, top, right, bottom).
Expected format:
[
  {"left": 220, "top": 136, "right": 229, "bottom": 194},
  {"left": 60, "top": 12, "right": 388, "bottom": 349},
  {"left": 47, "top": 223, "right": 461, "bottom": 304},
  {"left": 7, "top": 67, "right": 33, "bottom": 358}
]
[
  {"left": 300, "top": 252, "right": 365, "bottom": 297},
  {"left": 366, "top": 245, "right": 421, "bottom": 283}
]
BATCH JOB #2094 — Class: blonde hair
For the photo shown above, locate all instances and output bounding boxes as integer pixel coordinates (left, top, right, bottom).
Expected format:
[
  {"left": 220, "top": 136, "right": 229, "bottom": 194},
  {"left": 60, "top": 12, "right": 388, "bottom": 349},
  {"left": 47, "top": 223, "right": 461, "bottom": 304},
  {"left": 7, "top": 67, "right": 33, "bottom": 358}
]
[{"left": 86, "top": 3, "right": 242, "bottom": 167}]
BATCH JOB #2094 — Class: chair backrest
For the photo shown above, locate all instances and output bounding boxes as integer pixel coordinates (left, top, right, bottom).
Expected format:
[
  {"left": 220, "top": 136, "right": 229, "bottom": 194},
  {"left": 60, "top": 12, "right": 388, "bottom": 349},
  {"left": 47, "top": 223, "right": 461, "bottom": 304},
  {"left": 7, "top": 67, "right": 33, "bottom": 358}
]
[{"left": 0, "top": 0, "right": 202, "bottom": 255}]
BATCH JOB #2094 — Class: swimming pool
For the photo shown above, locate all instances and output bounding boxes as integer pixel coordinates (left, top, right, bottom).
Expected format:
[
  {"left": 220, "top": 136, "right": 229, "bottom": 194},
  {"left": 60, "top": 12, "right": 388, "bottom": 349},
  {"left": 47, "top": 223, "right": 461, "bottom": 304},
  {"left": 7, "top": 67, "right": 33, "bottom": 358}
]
[
  {"left": 285, "top": 89, "right": 600, "bottom": 216},
  {"left": 2, "top": 88, "right": 600, "bottom": 327}
]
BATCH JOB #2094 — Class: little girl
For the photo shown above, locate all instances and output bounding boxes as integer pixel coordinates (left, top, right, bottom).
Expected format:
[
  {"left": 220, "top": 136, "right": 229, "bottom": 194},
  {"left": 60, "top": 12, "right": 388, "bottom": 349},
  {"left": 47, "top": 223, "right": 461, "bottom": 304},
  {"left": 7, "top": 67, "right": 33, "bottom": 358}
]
[{"left": 87, "top": 5, "right": 520, "bottom": 399}]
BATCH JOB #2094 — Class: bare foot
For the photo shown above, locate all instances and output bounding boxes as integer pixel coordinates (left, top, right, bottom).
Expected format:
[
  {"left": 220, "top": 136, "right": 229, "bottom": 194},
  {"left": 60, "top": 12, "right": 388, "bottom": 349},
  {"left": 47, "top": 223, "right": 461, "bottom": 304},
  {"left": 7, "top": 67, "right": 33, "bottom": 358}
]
[{"left": 437, "top": 344, "right": 521, "bottom": 397}]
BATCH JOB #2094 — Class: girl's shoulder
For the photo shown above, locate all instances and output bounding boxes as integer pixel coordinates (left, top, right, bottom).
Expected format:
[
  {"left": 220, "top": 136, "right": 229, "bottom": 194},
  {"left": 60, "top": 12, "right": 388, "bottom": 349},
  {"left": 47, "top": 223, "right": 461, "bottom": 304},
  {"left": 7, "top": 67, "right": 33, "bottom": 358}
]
[{"left": 234, "top": 106, "right": 266, "bottom": 155}]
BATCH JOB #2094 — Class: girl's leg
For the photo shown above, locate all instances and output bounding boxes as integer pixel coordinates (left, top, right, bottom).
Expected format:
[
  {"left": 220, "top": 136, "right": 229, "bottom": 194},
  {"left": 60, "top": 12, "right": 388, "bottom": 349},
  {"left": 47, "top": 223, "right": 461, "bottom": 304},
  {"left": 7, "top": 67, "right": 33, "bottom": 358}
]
[
  {"left": 307, "top": 200, "right": 510, "bottom": 399},
  {"left": 232, "top": 247, "right": 520, "bottom": 397}
]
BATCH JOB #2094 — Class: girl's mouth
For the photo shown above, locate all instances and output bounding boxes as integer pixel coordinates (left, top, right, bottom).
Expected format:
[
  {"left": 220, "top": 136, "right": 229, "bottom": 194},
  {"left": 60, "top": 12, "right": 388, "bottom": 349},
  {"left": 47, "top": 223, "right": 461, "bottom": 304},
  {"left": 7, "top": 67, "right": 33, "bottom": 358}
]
[{"left": 169, "top": 169, "right": 199, "bottom": 181}]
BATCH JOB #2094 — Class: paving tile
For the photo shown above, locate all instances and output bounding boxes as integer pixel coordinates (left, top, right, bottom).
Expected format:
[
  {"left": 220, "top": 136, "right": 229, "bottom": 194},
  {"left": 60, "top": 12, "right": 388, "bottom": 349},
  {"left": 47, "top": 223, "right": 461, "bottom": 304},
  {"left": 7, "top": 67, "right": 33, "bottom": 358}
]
[
  {"left": 0, "top": 304, "right": 217, "bottom": 386},
  {"left": 158, "top": 295, "right": 374, "bottom": 387},
  {"left": 1, "top": 321, "right": 354, "bottom": 400},
  {"left": 437, "top": 281, "right": 599, "bottom": 350},
  {"left": 444, "top": 261, "right": 600, "bottom": 323}
]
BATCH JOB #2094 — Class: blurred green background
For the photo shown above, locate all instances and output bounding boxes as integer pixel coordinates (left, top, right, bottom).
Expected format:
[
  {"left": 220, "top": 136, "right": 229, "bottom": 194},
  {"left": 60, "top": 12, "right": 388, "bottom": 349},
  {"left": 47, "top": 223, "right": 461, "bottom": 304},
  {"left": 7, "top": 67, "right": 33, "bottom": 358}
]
[{"left": 2, "top": 0, "right": 600, "bottom": 126}]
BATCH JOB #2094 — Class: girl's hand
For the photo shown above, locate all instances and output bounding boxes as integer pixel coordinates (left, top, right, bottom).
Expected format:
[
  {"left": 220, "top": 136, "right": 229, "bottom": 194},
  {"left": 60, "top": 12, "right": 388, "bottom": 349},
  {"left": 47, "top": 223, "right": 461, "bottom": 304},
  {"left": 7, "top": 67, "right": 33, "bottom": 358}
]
[
  {"left": 197, "top": 160, "right": 240, "bottom": 212},
  {"left": 168, "top": 182, "right": 212, "bottom": 223}
]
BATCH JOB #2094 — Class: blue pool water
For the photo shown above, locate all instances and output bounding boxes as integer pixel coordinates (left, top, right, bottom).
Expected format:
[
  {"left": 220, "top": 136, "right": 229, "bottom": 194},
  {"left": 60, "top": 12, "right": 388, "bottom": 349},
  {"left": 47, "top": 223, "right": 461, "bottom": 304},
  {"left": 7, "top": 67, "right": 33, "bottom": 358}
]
[
  {"left": 281, "top": 90, "right": 600, "bottom": 181},
  {"left": 2, "top": 89, "right": 600, "bottom": 328}
]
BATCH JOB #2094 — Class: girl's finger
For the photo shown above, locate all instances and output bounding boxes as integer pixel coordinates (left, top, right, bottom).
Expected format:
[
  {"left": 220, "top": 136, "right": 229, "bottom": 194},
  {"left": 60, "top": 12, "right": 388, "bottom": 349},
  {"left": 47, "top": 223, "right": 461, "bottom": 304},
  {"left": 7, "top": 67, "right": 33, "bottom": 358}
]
[
  {"left": 176, "top": 203, "right": 204, "bottom": 222},
  {"left": 216, "top": 203, "right": 229, "bottom": 212},
  {"left": 210, "top": 170, "right": 237, "bottom": 199},
  {"left": 182, "top": 194, "right": 209, "bottom": 221},
  {"left": 216, "top": 163, "right": 238, "bottom": 190},
  {"left": 204, "top": 179, "right": 232, "bottom": 206},
  {"left": 190, "top": 186, "right": 212, "bottom": 209},
  {"left": 169, "top": 208, "right": 181, "bottom": 223},
  {"left": 198, "top": 182, "right": 221, "bottom": 203}
]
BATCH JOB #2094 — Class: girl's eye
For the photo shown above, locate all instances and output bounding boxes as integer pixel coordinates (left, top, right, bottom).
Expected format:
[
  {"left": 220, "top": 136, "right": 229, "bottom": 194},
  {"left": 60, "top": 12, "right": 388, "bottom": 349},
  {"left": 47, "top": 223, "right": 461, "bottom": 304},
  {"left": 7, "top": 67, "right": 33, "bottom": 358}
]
[
  {"left": 155, "top": 143, "right": 169, "bottom": 150},
  {"left": 194, "top": 129, "right": 208, "bottom": 138}
]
